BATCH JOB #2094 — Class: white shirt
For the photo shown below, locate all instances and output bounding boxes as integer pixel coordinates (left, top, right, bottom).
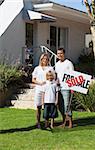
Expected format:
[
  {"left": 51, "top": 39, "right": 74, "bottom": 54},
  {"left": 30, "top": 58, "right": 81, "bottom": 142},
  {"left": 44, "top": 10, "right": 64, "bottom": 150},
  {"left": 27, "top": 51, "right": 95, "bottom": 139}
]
[
  {"left": 32, "top": 66, "right": 54, "bottom": 91},
  {"left": 55, "top": 59, "right": 74, "bottom": 90},
  {"left": 43, "top": 80, "right": 58, "bottom": 103}
]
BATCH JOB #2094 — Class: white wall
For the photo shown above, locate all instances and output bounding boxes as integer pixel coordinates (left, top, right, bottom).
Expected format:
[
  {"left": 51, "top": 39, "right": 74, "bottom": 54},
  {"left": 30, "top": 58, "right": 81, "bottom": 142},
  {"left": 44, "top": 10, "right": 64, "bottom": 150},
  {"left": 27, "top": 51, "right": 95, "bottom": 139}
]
[
  {"left": 0, "top": 12, "right": 25, "bottom": 64},
  {"left": 33, "top": 22, "right": 50, "bottom": 66},
  {"left": 37, "top": 22, "right": 50, "bottom": 47},
  {"left": 68, "top": 20, "right": 89, "bottom": 62},
  {"left": 44, "top": 17, "right": 90, "bottom": 63},
  {"left": 32, "top": 17, "right": 90, "bottom": 65}
]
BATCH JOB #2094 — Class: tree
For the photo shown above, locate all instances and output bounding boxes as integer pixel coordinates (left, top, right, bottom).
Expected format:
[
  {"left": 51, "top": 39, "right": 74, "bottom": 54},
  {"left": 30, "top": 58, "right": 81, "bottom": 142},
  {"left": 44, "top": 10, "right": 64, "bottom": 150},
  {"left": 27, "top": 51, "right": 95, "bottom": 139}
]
[{"left": 83, "top": 0, "right": 95, "bottom": 59}]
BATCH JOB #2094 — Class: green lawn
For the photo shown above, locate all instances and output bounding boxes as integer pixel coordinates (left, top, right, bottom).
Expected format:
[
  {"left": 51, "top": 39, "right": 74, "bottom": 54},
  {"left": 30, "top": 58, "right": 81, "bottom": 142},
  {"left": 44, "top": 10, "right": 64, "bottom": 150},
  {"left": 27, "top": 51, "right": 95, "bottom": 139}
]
[{"left": 0, "top": 108, "right": 95, "bottom": 150}]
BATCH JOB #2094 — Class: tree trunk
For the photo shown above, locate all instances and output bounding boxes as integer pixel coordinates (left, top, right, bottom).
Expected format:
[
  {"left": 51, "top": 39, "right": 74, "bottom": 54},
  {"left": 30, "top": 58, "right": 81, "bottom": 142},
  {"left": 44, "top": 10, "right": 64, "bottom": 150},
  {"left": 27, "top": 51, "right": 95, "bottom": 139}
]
[{"left": 91, "top": 25, "right": 95, "bottom": 59}]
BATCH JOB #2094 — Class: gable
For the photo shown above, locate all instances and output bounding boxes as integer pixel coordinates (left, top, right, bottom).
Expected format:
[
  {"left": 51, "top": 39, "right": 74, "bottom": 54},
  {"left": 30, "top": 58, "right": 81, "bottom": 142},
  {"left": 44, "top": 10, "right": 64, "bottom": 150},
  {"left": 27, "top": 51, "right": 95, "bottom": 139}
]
[{"left": 0, "top": 0, "right": 24, "bottom": 36}]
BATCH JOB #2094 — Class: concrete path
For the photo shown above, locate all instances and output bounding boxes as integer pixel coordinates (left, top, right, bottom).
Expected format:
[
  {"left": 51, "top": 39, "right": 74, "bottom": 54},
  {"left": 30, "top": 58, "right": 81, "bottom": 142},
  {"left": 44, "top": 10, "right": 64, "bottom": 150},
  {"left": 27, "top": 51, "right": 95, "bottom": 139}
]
[{"left": 11, "top": 84, "right": 36, "bottom": 110}]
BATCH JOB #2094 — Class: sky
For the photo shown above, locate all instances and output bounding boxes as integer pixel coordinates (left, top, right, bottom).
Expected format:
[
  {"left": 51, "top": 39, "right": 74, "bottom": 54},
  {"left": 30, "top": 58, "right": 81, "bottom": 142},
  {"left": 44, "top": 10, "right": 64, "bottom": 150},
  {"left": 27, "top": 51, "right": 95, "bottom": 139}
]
[{"left": 51, "top": 0, "right": 87, "bottom": 12}]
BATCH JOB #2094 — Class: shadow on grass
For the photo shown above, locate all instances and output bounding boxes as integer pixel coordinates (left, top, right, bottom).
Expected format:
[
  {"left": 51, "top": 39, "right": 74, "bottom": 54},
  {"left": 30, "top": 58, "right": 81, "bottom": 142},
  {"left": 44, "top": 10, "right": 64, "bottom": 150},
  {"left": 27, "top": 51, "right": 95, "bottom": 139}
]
[
  {"left": 0, "top": 125, "right": 37, "bottom": 134},
  {"left": 53, "top": 116, "right": 95, "bottom": 132},
  {"left": 0, "top": 122, "right": 53, "bottom": 134},
  {"left": 73, "top": 116, "right": 95, "bottom": 126},
  {"left": 55, "top": 116, "right": 95, "bottom": 126},
  {"left": 0, "top": 116, "right": 95, "bottom": 134}
]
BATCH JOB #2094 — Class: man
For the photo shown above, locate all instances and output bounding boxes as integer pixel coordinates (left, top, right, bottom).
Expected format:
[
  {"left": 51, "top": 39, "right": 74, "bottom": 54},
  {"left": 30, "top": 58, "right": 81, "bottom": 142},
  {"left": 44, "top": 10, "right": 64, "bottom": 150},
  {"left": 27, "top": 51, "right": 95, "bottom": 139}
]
[{"left": 55, "top": 48, "right": 74, "bottom": 128}]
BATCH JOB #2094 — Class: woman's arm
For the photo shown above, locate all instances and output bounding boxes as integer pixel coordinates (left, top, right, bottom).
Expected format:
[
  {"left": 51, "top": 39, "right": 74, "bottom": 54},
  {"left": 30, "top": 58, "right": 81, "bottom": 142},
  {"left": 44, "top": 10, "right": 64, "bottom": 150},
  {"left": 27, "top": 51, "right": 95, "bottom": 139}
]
[
  {"left": 32, "top": 77, "right": 40, "bottom": 85},
  {"left": 32, "top": 78, "right": 46, "bottom": 85},
  {"left": 42, "top": 92, "right": 45, "bottom": 105}
]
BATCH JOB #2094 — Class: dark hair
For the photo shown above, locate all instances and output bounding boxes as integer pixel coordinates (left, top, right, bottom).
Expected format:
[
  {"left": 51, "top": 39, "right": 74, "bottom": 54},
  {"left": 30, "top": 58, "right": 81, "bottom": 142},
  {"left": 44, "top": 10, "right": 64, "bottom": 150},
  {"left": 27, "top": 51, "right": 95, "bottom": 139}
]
[{"left": 57, "top": 47, "right": 65, "bottom": 54}]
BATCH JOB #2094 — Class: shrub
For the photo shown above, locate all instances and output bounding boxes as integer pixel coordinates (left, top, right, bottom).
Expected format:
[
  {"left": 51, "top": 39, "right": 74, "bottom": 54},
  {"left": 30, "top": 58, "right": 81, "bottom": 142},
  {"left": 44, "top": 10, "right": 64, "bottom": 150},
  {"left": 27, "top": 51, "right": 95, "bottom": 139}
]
[
  {"left": 0, "top": 64, "right": 26, "bottom": 107},
  {"left": 75, "top": 48, "right": 95, "bottom": 76},
  {"left": 75, "top": 62, "right": 95, "bottom": 76},
  {"left": 73, "top": 82, "right": 95, "bottom": 112},
  {"left": 78, "top": 48, "right": 94, "bottom": 63},
  {"left": 0, "top": 64, "right": 23, "bottom": 91}
]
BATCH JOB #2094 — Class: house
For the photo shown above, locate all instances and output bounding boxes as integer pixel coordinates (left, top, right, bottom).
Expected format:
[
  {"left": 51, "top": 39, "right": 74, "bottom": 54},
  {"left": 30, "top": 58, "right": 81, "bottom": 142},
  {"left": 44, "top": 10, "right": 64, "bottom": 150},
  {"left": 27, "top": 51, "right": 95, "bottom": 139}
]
[{"left": 0, "top": 0, "right": 90, "bottom": 66}]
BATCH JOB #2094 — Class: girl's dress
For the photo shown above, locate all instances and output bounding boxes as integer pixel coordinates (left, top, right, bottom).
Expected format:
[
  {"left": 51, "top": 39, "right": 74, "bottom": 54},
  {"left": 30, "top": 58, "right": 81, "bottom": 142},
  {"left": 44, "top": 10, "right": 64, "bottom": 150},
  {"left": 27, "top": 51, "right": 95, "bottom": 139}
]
[{"left": 43, "top": 80, "right": 58, "bottom": 119}]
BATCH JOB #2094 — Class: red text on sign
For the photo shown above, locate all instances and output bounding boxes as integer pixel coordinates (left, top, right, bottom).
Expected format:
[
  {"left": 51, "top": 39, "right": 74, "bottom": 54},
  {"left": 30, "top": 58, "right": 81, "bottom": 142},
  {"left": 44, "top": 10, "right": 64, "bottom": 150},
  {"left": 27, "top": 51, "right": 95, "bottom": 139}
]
[{"left": 66, "top": 75, "right": 84, "bottom": 87}]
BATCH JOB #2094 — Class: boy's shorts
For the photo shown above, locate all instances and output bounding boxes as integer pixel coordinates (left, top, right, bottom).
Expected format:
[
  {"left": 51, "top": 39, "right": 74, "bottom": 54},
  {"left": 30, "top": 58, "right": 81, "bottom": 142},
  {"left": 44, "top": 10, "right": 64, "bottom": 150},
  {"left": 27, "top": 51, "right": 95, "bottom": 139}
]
[{"left": 43, "top": 103, "right": 58, "bottom": 120}]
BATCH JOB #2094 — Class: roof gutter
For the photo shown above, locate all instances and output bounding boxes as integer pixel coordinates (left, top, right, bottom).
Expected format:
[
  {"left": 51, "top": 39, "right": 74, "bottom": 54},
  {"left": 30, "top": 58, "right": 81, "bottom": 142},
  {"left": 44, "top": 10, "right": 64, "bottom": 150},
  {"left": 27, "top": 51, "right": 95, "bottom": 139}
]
[{"left": 33, "top": 2, "right": 90, "bottom": 24}]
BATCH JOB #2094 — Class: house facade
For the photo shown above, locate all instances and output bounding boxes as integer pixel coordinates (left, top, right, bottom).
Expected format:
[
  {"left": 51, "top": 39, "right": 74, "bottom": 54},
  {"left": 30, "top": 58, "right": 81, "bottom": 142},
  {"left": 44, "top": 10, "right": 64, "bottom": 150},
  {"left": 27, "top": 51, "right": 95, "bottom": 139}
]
[{"left": 0, "top": 0, "right": 90, "bottom": 66}]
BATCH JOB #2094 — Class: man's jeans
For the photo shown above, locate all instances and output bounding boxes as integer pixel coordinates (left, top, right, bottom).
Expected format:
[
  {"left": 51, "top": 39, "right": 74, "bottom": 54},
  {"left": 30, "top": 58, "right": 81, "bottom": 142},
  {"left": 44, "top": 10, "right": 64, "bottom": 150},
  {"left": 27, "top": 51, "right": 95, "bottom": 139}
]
[{"left": 60, "top": 90, "right": 72, "bottom": 116}]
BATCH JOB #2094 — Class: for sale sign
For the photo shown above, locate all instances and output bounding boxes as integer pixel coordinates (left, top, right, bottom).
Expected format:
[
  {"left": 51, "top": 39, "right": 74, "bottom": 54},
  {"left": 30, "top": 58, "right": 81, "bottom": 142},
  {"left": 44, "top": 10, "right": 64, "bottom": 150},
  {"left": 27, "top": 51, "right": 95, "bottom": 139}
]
[{"left": 62, "top": 70, "right": 92, "bottom": 94}]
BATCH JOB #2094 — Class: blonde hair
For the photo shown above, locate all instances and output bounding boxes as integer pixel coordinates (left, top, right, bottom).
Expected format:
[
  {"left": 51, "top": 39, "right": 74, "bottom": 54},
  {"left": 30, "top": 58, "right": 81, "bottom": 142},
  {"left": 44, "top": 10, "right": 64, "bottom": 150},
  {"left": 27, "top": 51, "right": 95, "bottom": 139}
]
[
  {"left": 39, "top": 53, "right": 50, "bottom": 66},
  {"left": 46, "top": 70, "right": 55, "bottom": 80}
]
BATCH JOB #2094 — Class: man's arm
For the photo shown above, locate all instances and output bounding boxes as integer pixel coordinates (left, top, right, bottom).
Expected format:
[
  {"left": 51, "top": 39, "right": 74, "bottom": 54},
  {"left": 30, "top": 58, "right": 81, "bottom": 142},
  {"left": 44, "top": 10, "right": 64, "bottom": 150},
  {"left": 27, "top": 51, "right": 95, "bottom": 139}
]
[{"left": 55, "top": 91, "right": 58, "bottom": 106}]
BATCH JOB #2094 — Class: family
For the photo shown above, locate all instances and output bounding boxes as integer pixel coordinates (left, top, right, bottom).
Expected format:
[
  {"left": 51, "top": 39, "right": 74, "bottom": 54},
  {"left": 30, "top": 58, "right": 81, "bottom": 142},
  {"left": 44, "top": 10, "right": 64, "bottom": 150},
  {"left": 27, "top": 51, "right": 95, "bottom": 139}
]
[{"left": 32, "top": 47, "right": 74, "bottom": 129}]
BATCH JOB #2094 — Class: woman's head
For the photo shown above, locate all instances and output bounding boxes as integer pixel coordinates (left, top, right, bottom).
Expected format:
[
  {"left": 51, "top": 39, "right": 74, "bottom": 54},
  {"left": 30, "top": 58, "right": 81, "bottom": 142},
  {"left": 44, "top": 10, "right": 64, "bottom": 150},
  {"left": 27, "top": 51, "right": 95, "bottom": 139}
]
[
  {"left": 46, "top": 70, "right": 55, "bottom": 81},
  {"left": 39, "top": 53, "right": 50, "bottom": 66}
]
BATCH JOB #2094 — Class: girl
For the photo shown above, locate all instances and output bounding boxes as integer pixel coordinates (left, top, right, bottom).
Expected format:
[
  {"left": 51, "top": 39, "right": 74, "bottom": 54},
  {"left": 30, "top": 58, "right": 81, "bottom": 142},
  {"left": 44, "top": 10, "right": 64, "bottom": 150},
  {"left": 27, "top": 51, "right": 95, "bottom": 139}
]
[
  {"left": 42, "top": 70, "right": 59, "bottom": 129},
  {"left": 32, "top": 53, "right": 53, "bottom": 129}
]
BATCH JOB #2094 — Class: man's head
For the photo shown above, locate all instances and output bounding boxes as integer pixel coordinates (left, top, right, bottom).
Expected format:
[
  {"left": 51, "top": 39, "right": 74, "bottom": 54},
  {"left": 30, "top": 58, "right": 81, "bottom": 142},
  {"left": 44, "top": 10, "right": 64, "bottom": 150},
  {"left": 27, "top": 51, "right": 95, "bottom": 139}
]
[{"left": 57, "top": 48, "right": 65, "bottom": 61}]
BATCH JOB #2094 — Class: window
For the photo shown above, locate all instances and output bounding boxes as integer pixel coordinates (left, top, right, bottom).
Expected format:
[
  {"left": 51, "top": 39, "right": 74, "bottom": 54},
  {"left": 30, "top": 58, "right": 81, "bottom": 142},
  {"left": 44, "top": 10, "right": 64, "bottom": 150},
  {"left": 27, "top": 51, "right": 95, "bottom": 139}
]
[{"left": 26, "top": 23, "right": 33, "bottom": 48}]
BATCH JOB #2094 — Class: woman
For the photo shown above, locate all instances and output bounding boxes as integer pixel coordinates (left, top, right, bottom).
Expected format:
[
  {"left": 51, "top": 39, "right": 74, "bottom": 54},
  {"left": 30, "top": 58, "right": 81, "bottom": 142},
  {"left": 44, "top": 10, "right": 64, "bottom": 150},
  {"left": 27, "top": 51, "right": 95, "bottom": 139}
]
[{"left": 32, "top": 53, "right": 54, "bottom": 128}]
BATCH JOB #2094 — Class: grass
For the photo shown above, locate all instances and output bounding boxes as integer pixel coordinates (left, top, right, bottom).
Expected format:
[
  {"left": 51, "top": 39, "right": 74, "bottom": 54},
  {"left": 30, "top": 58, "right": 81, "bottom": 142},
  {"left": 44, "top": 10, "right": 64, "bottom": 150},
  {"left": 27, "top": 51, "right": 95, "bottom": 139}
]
[{"left": 0, "top": 108, "right": 95, "bottom": 150}]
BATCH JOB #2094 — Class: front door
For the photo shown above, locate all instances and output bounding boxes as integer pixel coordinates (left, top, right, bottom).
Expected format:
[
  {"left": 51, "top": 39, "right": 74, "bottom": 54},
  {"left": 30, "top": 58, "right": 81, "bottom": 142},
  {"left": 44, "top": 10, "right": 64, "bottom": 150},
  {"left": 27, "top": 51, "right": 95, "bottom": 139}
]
[
  {"left": 50, "top": 26, "right": 68, "bottom": 53},
  {"left": 50, "top": 26, "right": 68, "bottom": 65}
]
